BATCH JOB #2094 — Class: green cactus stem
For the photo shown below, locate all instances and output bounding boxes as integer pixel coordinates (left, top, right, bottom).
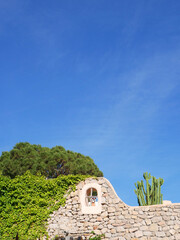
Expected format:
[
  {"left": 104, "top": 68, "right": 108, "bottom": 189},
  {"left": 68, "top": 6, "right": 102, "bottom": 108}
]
[{"left": 134, "top": 172, "right": 164, "bottom": 206}]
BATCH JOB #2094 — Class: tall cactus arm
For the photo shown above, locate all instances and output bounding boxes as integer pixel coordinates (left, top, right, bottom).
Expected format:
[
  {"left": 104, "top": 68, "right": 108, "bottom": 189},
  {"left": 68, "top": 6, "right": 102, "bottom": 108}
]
[
  {"left": 141, "top": 180, "right": 146, "bottom": 196},
  {"left": 159, "top": 178, "right": 164, "bottom": 204},
  {"left": 134, "top": 182, "right": 146, "bottom": 206},
  {"left": 134, "top": 189, "right": 140, "bottom": 205},
  {"left": 146, "top": 178, "right": 150, "bottom": 205},
  {"left": 159, "top": 178, "right": 164, "bottom": 186},
  {"left": 143, "top": 172, "right": 152, "bottom": 205},
  {"left": 143, "top": 172, "right": 151, "bottom": 181},
  {"left": 139, "top": 188, "right": 146, "bottom": 206},
  {"left": 158, "top": 178, "right": 161, "bottom": 204},
  {"left": 160, "top": 193, "right": 163, "bottom": 204},
  {"left": 151, "top": 176, "right": 157, "bottom": 205}
]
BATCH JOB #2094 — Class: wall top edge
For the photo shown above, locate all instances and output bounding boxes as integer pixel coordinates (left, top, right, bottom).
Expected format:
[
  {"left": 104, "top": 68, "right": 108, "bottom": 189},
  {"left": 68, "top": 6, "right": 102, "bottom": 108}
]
[{"left": 78, "top": 177, "right": 180, "bottom": 207}]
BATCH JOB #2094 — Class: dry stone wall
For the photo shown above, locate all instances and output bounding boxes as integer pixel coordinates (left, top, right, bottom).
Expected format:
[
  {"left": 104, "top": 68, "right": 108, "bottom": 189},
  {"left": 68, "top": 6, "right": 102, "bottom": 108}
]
[{"left": 47, "top": 177, "right": 180, "bottom": 240}]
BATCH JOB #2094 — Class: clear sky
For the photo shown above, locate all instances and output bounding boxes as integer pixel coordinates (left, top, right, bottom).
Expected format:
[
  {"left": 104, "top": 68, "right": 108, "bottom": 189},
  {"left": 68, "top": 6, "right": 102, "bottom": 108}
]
[{"left": 0, "top": 0, "right": 180, "bottom": 206}]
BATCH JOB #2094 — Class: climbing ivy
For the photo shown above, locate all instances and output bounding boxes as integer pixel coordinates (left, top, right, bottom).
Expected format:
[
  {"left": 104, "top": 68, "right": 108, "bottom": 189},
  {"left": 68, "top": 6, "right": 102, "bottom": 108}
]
[{"left": 0, "top": 171, "right": 88, "bottom": 240}]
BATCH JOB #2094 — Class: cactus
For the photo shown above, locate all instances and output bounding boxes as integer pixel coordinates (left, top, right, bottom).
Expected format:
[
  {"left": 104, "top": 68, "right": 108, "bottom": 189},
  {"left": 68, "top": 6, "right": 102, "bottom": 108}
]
[{"left": 134, "top": 172, "right": 164, "bottom": 206}]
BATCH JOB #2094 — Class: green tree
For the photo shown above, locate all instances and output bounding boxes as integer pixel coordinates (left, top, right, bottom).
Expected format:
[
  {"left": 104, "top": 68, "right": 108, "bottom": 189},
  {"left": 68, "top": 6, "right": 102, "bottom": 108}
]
[{"left": 0, "top": 142, "right": 103, "bottom": 178}]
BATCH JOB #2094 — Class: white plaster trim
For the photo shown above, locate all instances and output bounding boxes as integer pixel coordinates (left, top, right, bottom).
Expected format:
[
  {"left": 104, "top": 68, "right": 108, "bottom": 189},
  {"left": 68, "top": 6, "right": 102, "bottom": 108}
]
[{"left": 80, "top": 182, "right": 102, "bottom": 214}]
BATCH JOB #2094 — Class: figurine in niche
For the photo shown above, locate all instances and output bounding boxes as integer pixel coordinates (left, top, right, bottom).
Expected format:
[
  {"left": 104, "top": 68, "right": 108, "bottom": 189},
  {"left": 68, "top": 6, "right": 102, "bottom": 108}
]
[{"left": 86, "top": 188, "right": 98, "bottom": 207}]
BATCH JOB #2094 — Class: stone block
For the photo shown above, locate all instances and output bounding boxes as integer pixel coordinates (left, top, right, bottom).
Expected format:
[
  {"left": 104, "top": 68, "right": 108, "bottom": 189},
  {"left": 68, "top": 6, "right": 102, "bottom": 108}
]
[
  {"left": 108, "top": 207, "right": 115, "bottom": 213},
  {"left": 135, "top": 230, "right": 143, "bottom": 238}
]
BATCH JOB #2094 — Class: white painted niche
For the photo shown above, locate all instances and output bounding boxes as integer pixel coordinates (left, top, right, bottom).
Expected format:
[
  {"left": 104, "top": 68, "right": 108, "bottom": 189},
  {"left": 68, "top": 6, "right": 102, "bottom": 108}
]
[{"left": 80, "top": 182, "right": 102, "bottom": 214}]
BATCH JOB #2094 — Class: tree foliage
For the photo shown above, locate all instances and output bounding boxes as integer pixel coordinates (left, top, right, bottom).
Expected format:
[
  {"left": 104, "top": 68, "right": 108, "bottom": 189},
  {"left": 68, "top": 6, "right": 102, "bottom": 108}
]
[
  {"left": 0, "top": 171, "right": 88, "bottom": 240},
  {"left": 0, "top": 142, "right": 103, "bottom": 178}
]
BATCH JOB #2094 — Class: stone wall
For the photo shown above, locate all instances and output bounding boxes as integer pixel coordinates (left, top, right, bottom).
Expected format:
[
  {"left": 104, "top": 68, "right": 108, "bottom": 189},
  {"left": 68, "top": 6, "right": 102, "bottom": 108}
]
[{"left": 47, "top": 177, "right": 180, "bottom": 240}]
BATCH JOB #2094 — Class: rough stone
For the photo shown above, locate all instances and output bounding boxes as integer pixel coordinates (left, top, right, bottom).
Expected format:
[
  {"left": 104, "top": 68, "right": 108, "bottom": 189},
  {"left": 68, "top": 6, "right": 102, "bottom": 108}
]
[
  {"left": 135, "top": 230, "right": 143, "bottom": 238},
  {"left": 46, "top": 177, "right": 180, "bottom": 240}
]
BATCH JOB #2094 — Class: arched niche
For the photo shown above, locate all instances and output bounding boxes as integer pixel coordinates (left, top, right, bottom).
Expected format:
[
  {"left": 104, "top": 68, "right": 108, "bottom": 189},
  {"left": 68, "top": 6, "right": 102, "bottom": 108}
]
[{"left": 80, "top": 182, "right": 102, "bottom": 214}]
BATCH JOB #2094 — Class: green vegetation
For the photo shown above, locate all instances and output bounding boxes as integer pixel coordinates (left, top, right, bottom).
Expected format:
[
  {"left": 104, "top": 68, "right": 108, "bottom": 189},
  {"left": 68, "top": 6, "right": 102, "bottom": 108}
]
[
  {"left": 0, "top": 142, "right": 103, "bottom": 239},
  {"left": 89, "top": 231, "right": 105, "bottom": 240},
  {"left": 134, "top": 172, "right": 164, "bottom": 206},
  {"left": 0, "top": 142, "right": 103, "bottom": 178},
  {"left": 0, "top": 171, "right": 88, "bottom": 240}
]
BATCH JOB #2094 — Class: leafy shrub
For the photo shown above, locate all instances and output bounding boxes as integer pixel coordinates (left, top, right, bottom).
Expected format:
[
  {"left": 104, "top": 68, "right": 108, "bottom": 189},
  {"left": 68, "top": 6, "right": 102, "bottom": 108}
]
[{"left": 0, "top": 171, "right": 88, "bottom": 240}]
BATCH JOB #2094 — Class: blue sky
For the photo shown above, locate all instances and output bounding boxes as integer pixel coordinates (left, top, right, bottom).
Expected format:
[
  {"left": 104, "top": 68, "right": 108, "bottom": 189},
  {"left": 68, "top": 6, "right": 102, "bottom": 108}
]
[{"left": 0, "top": 0, "right": 180, "bottom": 206}]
